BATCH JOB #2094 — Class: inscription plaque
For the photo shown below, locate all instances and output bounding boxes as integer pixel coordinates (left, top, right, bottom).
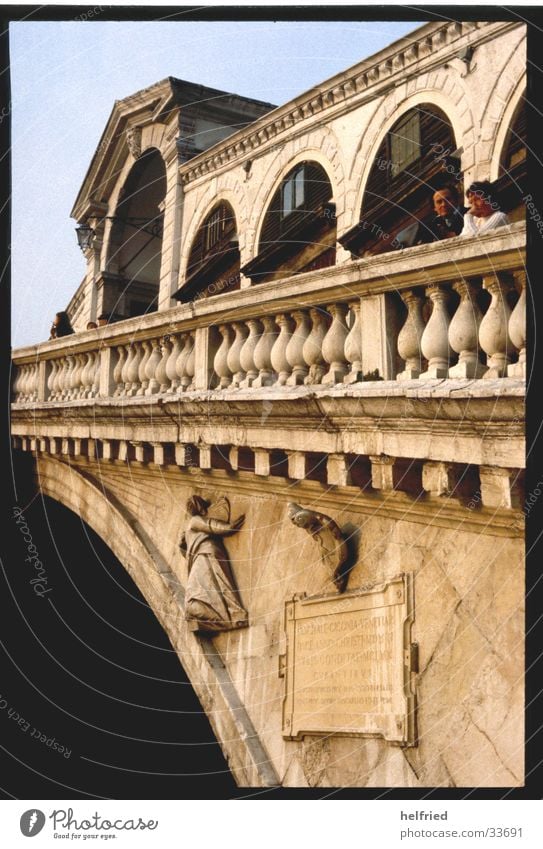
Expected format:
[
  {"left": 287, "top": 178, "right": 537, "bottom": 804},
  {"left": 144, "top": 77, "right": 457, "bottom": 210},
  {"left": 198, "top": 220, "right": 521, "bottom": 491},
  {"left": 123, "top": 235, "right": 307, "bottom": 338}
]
[{"left": 281, "top": 573, "right": 416, "bottom": 745}]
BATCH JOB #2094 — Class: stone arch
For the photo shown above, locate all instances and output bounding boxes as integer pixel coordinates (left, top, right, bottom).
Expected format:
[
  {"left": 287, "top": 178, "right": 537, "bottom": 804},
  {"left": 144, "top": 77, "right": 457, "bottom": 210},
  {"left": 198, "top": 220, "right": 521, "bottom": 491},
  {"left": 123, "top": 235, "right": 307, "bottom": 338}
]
[
  {"left": 249, "top": 126, "right": 346, "bottom": 258},
  {"left": 349, "top": 73, "right": 476, "bottom": 230},
  {"left": 476, "top": 28, "right": 525, "bottom": 179},
  {"left": 180, "top": 181, "right": 246, "bottom": 281},
  {"left": 488, "top": 75, "right": 526, "bottom": 182},
  {"left": 36, "top": 454, "right": 277, "bottom": 788}
]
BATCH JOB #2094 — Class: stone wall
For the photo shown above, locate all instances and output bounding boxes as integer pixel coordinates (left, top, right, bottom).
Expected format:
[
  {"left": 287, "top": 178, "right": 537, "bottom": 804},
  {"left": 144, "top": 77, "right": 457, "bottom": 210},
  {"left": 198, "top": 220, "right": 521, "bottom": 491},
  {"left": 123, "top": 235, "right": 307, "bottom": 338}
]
[{"left": 34, "top": 453, "right": 523, "bottom": 788}]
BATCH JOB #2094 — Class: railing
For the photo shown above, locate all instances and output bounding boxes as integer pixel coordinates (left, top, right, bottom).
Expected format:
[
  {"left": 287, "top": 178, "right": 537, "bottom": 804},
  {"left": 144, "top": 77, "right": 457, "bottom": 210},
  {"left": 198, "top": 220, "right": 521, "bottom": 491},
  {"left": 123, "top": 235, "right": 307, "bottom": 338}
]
[{"left": 11, "top": 224, "right": 526, "bottom": 405}]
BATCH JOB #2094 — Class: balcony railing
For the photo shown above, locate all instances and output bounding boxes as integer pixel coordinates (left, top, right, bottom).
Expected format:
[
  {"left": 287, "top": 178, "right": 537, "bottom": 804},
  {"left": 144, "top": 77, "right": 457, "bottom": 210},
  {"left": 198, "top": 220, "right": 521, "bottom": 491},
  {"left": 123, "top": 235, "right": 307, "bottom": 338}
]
[{"left": 11, "top": 223, "right": 526, "bottom": 406}]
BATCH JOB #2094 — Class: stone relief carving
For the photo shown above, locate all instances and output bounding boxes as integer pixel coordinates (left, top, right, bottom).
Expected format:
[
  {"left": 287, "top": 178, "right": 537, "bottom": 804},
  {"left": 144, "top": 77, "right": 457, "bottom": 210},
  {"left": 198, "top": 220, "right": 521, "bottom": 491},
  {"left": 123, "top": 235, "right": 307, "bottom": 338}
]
[
  {"left": 287, "top": 502, "right": 350, "bottom": 592},
  {"left": 180, "top": 495, "right": 248, "bottom": 634},
  {"left": 126, "top": 126, "right": 142, "bottom": 159}
]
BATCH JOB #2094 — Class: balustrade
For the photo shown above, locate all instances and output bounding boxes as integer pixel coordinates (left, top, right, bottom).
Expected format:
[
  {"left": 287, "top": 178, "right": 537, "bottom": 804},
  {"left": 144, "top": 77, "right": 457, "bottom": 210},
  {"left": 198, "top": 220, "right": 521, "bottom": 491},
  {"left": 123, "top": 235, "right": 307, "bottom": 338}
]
[{"left": 11, "top": 252, "right": 527, "bottom": 407}]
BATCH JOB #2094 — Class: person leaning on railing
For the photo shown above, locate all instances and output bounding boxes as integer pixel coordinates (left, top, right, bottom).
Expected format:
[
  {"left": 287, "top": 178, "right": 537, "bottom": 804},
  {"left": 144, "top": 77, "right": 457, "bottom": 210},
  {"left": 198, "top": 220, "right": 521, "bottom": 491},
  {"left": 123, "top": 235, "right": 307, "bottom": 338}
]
[
  {"left": 460, "top": 181, "right": 510, "bottom": 236},
  {"left": 49, "top": 311, "right": 74, "bottom": 340}
]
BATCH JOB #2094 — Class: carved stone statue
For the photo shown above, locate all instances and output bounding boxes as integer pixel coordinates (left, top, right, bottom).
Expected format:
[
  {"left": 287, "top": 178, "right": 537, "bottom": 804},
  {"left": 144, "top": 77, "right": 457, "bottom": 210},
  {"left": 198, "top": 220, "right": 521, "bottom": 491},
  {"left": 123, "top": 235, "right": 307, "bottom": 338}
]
[
  {"left": 126, "top": 126, "right": 142, "bottom": 159},
  {"left": 287, "top": 502, "right": 350, "bottom": 593},
  {"left": 180, "top": 495, "right": 248, "bottom": 634}
]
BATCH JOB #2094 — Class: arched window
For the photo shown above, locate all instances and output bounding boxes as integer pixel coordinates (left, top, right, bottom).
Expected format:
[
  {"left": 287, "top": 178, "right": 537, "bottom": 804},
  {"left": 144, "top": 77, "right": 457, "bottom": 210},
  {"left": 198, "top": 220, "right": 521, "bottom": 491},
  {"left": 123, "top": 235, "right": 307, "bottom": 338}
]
[
  {"left": 340, "top": 105, "right": 458, "bottom": 256},
  {"left": 105, "top": 148, "right": 166, "bottom": 319},
  {"left": 495, "top": 97, "right": 526, "bottom": 222},
  {"left": 174, "top": 201, "right": 240, "bottom": 303},
  {"left": 242, "top": 161, "right": 336, "bottom": 283}
]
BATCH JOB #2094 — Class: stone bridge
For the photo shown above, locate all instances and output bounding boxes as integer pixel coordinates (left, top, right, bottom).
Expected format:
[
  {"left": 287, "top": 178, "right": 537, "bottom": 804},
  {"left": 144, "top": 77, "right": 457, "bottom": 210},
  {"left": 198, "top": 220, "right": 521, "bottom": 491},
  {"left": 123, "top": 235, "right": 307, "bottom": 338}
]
[{"left": 11, "top": 226, "right": 526, "bottom": 787}]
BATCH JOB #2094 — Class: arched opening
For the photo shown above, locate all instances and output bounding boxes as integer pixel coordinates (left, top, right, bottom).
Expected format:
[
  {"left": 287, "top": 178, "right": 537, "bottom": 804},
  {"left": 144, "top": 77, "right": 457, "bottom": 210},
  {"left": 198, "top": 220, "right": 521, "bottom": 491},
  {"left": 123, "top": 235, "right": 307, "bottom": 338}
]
[
  {"left": 173, "top": 201, "right": 240, "bottom": 303},
  {"left": 104, "top": 148, "right": 166, "bottom": 320},
  {"left": 242, "top": 161, "right": 336, "bottom": 283},
  {"left": 340, "top": 105, "right": 459, "bottom": 257},
  {"left": 5, "top": 484, "right": 235, "bottom": 798},
  {"left": 495, "top": 96, "right": 526, "bottom": 222}
]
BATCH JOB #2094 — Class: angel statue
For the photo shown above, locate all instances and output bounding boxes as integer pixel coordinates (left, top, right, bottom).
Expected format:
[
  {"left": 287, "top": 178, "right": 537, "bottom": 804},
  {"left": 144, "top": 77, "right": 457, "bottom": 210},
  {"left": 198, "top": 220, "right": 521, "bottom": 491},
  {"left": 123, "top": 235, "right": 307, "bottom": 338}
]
[{"left": 179, "top": 495, "right": 248, "bottom": 634}]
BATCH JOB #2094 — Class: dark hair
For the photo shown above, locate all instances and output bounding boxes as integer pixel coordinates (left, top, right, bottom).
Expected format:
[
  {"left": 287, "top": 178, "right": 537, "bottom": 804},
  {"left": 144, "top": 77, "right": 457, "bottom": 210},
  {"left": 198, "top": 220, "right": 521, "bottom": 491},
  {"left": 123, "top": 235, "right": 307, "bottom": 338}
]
[
  {"left": 466, "top": 181, "right": 501, "bottom": 210},
  {"left": 432, "top": 183, "right": 459, "bottom": 202},
  {"left": 54, "top": 311, "right": 74, "bottom": 337}
]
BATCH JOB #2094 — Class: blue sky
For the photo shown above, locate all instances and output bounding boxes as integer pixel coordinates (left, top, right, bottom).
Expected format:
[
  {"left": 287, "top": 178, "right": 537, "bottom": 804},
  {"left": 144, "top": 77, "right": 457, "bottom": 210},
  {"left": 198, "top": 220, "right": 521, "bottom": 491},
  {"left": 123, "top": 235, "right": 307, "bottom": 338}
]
[{"left": 10, "top": 19, "right": 421, "bottom": 347}]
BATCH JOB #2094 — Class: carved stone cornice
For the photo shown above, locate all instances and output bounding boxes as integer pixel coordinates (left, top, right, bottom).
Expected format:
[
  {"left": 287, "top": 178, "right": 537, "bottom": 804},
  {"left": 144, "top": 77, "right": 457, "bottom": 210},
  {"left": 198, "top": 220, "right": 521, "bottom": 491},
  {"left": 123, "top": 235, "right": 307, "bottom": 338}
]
[{"left": 180, "top": 20, "right": 519, "bottom": 186}]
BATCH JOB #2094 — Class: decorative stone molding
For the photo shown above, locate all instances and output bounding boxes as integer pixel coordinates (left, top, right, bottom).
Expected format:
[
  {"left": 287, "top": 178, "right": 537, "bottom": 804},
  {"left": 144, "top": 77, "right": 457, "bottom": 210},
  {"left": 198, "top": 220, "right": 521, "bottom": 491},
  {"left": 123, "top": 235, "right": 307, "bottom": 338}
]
[{"left": 180, "top": 21, "right": 506, "bottom": 187}]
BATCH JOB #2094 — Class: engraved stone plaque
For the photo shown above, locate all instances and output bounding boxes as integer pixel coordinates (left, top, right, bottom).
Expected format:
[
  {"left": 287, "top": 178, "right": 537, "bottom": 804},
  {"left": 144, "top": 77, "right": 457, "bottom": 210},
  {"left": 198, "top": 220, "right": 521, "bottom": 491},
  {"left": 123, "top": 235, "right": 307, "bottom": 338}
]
[{"left": 281, "top": 573, "right": 416, "bottom": 745}]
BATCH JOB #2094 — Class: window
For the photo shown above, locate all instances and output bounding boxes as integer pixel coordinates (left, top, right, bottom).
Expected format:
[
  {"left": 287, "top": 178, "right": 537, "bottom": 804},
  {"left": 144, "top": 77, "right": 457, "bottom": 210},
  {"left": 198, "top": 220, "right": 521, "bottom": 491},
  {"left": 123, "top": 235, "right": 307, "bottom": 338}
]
[
  {"left": 205, "top": 204, "right": 230, "bottom": 251},
  {"left": 281, "top": 166, "right": 305, "bottom": 217},
  {"left": 390, "top": 112, "right": 421, "bottom": 174}
]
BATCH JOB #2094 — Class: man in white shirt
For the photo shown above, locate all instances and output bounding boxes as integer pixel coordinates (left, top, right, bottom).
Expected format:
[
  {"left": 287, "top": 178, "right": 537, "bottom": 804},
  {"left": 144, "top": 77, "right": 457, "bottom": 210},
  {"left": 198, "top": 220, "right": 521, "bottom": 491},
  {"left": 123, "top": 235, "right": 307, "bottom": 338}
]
[{"left": 461, "top": 181, "right": 510, "bottom": 236}]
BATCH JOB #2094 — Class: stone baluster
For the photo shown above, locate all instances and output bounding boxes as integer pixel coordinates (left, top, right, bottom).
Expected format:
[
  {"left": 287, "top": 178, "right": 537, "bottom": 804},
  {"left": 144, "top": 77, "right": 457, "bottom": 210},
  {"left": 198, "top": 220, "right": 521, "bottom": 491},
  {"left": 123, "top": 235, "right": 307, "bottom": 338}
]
[
  {"left": 184, "top": 332, "right": 196, "bottom": 390},
  {"left": 508, "top": 271, "right": 526, "bottom": 378},
  {"left": 176, "top": 334, "right": 192, "bottom": 392},
  {"left": 30, "top": 364, "right": 39, "bottom": 401},
  {"left": 166, "top": 334, "right": 182, "bottom": 392},
  {"left": 80, "top": 351, "right": 94, "bottom": 398},
  {"left": 71, "top": 353, "right": 86, "bottom": 399},
  {"left": 322, "top": 302, "right": 349, "bottom": 384},
  {"left": 47, "top": 359, "right": 59, "bottom": 400},
  {"left": 448, "top": 280, "right": 486, "bottom": 378},
  {"left": 145, "top": 340, "right": 163, "bottom": 395},
  {"left": 125, "top": 342, "right": 142, "bottom": 396},
  {"left": 52, "top": 357, "right": 64, "bottom": 400},
  {"left": 13, "top": 364, "right": 24, "bottom": 402},
  {"left": 155, "top": 337, "right": 172, "bottom": 393},
  {"left": 397, "top": 291, "right": 425, "bottom": 380},
  {"left": 227, "top": 322, "right": 248, "bottom": 387},
  {"left": 344, "top": 301, "right": 363, "bottom": 384},
  {"left": 121, "top": 342, "right": 134, "bottom": 396},
  {"left": 91, "top": 350, "right": 101, "bottom": 398},
  {"left": 479, "top": 274, "right": 513, "bottom": 378},
  {"left": 113, "top": 345, "right": 127, "bottom": 396},
  {"left": 303, "top": 308, "right": 329, "bottom": 385},
  {"left": 271, "top": 313, "right": 294, "bottom": 385},
  {"left": 240, "top": 319, "right": 262, "bottom": 388},
  {"left": 22, "top": 365, "right": 32, "bottom": 401},
  {"left": 16, "top": 364, "right": 28, "bottom": 402},
  {"left": 253, "top": 316, "right": 277, "bottom": 388},
  {"left": 419, "top": 285, "right": 451, "bottom": 379},
  {"left": 18, "top": 364, "right": 29, "bottom": 402},
  {"left": 61, "top": 355, "right": 76, "bottom": 400},
  {"left": 286, "top": 310, "right": 310, "bottom": 386},
  {"left": 138, "top": 340, "right": 152, "bottom": 394},
  {"left": 214, "top": 324, "right": 234, "bottom": 389}
]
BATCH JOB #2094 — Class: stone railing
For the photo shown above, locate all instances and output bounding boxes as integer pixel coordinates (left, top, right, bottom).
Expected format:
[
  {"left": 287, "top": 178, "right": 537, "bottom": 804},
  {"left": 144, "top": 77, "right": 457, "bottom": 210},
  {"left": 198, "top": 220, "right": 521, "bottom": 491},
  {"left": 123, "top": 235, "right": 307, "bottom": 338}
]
[{"left": 11, "top": 224, "right": 526, "bottom": 406}]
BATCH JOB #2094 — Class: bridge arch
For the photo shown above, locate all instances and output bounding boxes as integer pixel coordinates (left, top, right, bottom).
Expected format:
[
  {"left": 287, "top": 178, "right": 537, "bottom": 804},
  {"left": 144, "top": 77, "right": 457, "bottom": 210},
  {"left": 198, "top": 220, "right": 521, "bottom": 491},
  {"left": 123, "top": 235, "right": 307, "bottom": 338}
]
[{"left": 36, "top": 455, "right": 278, "bottom": 788}]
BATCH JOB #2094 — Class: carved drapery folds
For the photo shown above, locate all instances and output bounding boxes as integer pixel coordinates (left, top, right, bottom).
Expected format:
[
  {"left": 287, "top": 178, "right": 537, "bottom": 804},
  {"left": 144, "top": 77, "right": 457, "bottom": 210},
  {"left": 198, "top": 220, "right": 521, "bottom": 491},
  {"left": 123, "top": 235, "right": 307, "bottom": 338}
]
[
  {"left": 180, "top": 495, "right": 248, "bottom": 634},
  {"left": 287, "top": 502, "right": 351, "bottom": 593}
]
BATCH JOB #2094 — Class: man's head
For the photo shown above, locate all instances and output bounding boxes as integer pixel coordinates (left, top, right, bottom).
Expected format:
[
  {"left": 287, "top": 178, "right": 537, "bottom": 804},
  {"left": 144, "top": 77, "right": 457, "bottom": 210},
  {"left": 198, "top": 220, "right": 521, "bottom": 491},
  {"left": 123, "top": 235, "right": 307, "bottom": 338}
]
[{"left": 432, "top": 187, "right": 458, "bottom": 217}]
